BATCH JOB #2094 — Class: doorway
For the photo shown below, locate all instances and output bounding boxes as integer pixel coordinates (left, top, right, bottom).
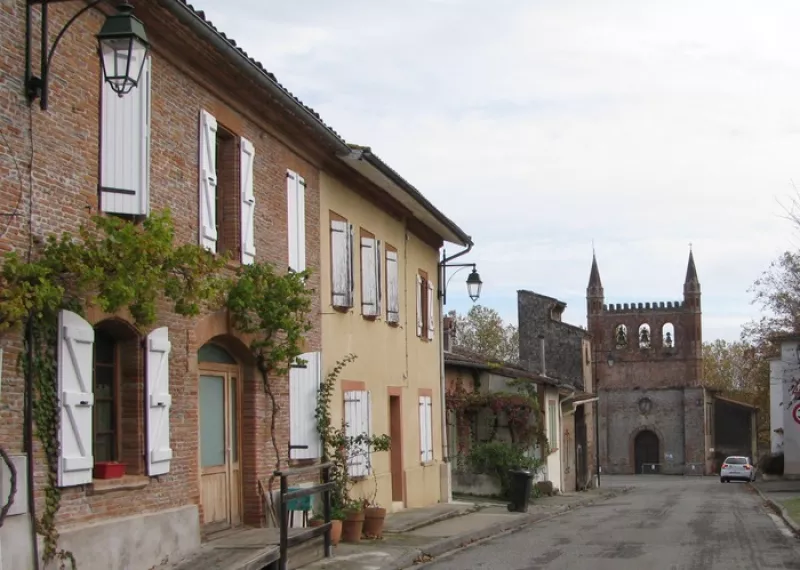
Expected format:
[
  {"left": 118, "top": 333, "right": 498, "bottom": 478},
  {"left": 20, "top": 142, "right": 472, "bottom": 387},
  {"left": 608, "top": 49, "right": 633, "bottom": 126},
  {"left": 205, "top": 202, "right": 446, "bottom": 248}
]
[
  {"left": 634, "top": 430, "right": 660, "bottom": 474},
  {"left": 389, "top": 395, "right": 404, "bottom": 505},
  {"left": 199, "top": 343, "right": 242, "bottom": 533},
  {"left": 575, "top": 406, "right": 587, "bottom": 490}
]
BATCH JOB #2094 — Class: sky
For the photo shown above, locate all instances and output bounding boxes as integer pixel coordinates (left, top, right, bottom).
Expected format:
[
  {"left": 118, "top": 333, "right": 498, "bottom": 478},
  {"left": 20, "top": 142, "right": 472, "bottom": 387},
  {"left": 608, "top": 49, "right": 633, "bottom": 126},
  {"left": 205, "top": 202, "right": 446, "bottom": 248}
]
[{"left": 197, "top": 0, "right": 800, "bottom": 342}]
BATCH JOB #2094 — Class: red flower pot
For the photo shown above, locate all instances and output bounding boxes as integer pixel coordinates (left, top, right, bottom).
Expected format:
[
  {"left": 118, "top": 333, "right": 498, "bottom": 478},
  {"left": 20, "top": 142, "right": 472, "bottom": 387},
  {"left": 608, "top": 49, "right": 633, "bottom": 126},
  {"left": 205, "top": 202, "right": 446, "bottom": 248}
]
[{"left": 93, "top": 462, "right": 126, "bottom": 479}]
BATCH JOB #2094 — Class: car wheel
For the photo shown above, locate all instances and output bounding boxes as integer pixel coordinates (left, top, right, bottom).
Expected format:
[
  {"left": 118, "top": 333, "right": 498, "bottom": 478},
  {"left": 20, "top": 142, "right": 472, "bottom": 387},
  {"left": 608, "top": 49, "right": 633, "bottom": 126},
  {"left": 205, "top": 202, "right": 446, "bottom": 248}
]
[{"left": 720, "top": 477, "right": 725, "bottom": 483}]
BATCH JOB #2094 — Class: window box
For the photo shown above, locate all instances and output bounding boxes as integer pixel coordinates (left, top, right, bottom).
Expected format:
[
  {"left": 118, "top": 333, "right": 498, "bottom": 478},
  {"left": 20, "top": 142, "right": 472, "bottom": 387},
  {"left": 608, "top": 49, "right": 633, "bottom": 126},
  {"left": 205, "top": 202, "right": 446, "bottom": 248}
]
[{"left": 93, "top": 461, "right": 126, "bottom": 480}]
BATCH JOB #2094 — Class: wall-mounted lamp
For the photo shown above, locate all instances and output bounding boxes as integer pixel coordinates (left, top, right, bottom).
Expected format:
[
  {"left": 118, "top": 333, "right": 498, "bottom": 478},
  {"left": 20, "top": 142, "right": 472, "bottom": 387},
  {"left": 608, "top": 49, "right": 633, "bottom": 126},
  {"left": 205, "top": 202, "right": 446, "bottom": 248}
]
[
  {"left": 438, "top": 248, "right": 483, "bottom": 306},
  {"left": 26, "top": 2, "right": 149, "bottom": 110},
  {"left": 606, "top": 352, "right": 615, "bottom": 367}
]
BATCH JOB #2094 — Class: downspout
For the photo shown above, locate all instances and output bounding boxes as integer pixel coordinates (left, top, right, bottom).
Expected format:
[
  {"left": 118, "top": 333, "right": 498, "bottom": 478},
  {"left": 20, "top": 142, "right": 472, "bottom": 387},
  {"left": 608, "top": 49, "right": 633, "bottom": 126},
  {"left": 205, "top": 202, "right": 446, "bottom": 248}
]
[{"left": 438, "top": 242, "right": 473, "bottom": 503}]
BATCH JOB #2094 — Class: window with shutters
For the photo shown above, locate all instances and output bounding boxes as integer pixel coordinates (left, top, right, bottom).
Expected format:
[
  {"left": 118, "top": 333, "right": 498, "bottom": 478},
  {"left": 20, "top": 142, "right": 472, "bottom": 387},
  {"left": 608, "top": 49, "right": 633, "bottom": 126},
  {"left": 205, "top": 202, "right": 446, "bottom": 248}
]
[
  {"left": 198, "top": 110, "right": 256, "bottom": 263},
  {"left": 385, "top": 244, "right": 400, "bottom": 325},
  {"left": 287, "top": 170, "right": 306, "bottom": 272},
  {"left": 418, "top": 393, "right": 434, "bottom": 464},
  {"left": 416, "top": 269, "right": 435, "bottom": 340},
  {"left": 92, "top": 320, "right": 145, "bottom": 475},
  {"left": 343, "top": 389, "right": 372, "bottom": 478},
  {"left": 360, "top": 228, "right": 381, "bottom": 319},
  {"left": 330, "top": 211, "right": 354, "bottom": 309}
]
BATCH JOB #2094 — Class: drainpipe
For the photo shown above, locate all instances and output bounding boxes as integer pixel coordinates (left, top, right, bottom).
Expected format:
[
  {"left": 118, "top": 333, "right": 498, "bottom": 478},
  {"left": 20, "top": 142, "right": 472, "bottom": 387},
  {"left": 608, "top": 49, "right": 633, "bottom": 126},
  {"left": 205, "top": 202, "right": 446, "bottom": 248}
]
[
  {"left": 438, "top": 242, "right": 473, "bottom": 503},
  {"left": 539, "top": 335, "right": 546, "bottom": 376}
]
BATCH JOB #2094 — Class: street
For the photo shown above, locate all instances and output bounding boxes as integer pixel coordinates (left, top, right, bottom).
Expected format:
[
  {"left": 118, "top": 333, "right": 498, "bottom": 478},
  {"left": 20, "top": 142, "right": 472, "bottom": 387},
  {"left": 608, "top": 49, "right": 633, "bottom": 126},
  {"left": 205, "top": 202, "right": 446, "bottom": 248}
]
[{"left": 425, "top": 476, "right": 800, "bottom": 570}]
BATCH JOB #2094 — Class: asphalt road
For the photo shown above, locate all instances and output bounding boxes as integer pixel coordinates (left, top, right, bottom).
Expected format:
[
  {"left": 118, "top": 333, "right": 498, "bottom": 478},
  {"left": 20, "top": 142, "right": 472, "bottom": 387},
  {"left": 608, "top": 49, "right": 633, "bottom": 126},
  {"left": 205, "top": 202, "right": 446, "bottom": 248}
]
[{"left": 425, "top": 475, "right": 800, "bottom": 570}]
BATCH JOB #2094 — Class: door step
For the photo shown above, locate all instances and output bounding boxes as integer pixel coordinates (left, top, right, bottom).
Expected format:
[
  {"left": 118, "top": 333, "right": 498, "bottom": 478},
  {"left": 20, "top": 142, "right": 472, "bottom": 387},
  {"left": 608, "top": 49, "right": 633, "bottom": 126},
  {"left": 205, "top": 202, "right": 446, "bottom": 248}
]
[{"left": 391, "top": 501, "right": 405, "bottom": 513}]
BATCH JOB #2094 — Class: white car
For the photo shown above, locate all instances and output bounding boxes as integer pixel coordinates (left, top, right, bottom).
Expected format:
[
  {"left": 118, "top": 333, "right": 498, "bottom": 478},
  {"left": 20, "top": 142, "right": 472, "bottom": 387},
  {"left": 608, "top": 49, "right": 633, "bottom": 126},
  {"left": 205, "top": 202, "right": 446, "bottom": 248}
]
[{"left": 720, "top": 456, "right": 756, "bottom": 483}]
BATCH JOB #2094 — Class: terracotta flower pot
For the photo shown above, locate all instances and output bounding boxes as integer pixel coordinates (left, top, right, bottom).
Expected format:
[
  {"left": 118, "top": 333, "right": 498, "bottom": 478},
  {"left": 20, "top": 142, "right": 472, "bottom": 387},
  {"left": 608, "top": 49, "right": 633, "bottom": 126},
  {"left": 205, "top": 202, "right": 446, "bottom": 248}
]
[
  {"left": 330, "top": 520, "right": 343, "bottom": 546},
  {"left": 363, "top": 506, "right": 387, "bottom": 538},
  {"left": 309, "top": 518, "right": 324, "bottom": 528},
  {"left": 342, "top": 509, "right": 365, "bottom": 543}
]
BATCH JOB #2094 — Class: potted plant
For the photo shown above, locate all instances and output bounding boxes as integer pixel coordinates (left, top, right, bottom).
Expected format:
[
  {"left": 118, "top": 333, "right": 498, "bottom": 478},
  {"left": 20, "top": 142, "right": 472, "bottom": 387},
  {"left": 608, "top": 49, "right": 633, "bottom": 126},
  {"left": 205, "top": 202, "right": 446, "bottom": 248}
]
[
  {"left": 342, "top": 500, "right": 365, "bottom": 543},
  {"left": 363, "top": 500, "right": 387, "bottom": 539},
  {"left": 309, "top": 508, "right": 345, "bottom": 546},
  {"left": 93, "top": 461, "right": 126, "bottom": 479}
]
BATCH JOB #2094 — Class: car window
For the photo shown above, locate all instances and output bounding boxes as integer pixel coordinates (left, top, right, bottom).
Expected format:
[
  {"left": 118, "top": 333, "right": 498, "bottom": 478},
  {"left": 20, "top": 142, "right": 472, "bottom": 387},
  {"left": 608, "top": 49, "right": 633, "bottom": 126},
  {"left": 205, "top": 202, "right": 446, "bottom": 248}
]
[{"left": 725, "top": 457, "right": 746, "bottom": 464}]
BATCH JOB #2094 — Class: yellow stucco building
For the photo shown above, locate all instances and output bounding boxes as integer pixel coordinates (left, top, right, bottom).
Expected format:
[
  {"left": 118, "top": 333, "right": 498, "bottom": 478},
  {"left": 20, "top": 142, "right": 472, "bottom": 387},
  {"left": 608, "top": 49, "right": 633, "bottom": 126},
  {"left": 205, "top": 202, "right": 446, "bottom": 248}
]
[{"left": 316, "top": 147, "right": 472, "bottom": 511}]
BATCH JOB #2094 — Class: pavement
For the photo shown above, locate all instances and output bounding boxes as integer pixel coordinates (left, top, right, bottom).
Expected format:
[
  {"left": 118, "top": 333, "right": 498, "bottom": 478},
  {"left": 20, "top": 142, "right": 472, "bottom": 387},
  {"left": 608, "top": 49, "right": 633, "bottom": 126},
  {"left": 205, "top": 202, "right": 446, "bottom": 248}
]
[
  {"left": 299, "top": 482, "right": 632, "bottom": 570},
  {"left": 751, "top": 478, "right": 800, "bottom": 533},
  {"left": 419, "top": 475, "right": 800, "bottom": 569}
]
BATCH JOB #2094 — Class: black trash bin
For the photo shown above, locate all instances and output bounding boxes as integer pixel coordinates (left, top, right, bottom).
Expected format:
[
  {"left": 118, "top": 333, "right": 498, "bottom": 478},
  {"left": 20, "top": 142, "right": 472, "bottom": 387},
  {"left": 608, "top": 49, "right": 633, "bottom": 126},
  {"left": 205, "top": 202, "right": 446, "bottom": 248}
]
[{"left": 506, "top": 468, "right": 534, "bottom": 513}]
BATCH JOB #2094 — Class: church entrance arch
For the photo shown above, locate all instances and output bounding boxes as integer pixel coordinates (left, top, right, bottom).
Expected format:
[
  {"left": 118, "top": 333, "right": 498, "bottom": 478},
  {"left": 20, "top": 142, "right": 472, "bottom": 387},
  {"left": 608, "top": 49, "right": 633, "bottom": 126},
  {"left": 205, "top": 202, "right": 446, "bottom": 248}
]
[{"left": 633, "top": 430, "right": 660, "bottom": 474}]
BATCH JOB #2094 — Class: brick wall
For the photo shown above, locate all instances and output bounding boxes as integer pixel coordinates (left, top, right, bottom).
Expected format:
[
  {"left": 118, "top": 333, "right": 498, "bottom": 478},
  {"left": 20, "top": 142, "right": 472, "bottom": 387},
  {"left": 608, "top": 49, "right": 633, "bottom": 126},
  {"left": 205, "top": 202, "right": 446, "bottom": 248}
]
[{"left": 0, "top": 0, "right": 325, "bottom": 532}]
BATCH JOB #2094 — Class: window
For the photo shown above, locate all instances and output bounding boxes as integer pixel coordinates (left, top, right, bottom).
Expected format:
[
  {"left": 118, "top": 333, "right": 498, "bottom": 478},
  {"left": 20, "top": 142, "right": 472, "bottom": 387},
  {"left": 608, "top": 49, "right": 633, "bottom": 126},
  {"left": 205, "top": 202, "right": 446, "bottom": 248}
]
[
  {"left": 99, "top": 54, "right": 151, "bottom": 216},
  {"left": 419, "top": 393, "right": 433, "bottom": 463},
  {"left": 416, "top": 270, "right": 435, "bottom": 340},
  {"left": 343, "top": 389, "right": 371, "bottom": 477},
  {"left": 198, "top": 109, "right": 256, "bottom": 264},
  {"left": 360, "top": 228, "right": 381, "bottom": 317},
  {"left": 638, "top": 323, "right": 651, "bottom": 349},
  {"left": 662, "top": 322, "right": 675, "bottom": 348},
  {"left": 385, "top": 245, "right": 400, "bottom": 324},
  {"left": 56, "top": 309, "right": 172, "bottom": 487},
  {"left": 548, "top": 399, "right": 557, "bottom": 451},
  {"left": 287, "top": 170, "right": 306, "bottom": 272},
  {"left": 330, "top": 212, "right": 354, "bottom": 308}
]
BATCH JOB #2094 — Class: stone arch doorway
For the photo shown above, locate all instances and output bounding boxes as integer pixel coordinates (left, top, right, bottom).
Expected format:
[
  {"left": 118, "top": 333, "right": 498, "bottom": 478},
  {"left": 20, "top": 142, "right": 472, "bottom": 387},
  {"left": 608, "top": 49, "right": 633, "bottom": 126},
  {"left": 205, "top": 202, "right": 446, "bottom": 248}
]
[
  {"left": 198, "top": 341, "right": 243, "bottom": 533},
  {"left": 633, "top": 430, "right": 660, "bottom": 474}
]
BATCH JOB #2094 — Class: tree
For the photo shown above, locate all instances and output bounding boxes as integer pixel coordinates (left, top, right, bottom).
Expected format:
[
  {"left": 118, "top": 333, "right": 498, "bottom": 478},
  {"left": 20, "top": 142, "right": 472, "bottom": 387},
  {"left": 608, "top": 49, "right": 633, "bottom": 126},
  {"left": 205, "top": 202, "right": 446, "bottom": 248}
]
[
  {"left": 703, "top": 339, "right": 770, "bottom": 446},
  {"left": 452, "top": 305, "right": 518, "bottom": 363}
]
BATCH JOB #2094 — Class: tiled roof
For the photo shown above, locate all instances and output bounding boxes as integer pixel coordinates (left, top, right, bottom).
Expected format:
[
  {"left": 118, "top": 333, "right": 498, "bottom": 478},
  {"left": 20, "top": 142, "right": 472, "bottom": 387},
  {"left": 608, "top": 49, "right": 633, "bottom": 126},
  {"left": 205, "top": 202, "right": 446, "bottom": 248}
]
[
  {"left": 445, "top": 346, "right": 559, "bottom": 386},
  {"left": 170, "top": 0, "right": 347, "bottom": 145}
]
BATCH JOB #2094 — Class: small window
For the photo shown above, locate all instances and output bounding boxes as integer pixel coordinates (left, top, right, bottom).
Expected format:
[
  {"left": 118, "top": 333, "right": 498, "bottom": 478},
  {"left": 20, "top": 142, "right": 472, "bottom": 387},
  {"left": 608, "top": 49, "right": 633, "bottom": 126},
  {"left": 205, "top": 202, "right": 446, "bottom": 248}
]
[
  {"left": 638, "top": 324, "right": 651, "bottom": 348},
  {"left": 93, "top": 330, "right": 118, "bottom": 463},
  {"left": 330, "top": 212, "right": 354, "bottom": 308},
  {"left": 385, "top": 244, "right": 400, "bottom": 324},
  {"left": 662, "top": 323, "right": 675, "bottom": 348},
  {"left": 416, "top": 270, "right": 434, "bottom": 340},
  {"left": 614, "top": 324, "right": 628, "bottom": 347},
  {"left": 214, "top": 126, "right": 240, "bottom": 256},
  {"left": 360, "top": 228, "right": 381, "bottom": 318}
]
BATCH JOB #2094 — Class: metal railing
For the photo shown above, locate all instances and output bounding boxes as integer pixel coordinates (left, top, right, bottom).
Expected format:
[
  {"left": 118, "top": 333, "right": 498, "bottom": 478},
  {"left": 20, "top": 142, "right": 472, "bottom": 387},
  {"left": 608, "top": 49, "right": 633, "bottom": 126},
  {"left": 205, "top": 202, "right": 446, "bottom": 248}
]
[{"left": 274, "top": 462, "right": 334, "bottom": 570}]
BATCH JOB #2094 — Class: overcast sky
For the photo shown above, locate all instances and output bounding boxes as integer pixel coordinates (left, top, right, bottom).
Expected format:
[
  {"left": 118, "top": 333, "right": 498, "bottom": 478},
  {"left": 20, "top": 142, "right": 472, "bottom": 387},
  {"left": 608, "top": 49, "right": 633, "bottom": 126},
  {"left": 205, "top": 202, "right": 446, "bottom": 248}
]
[{"left": 198, "top": 0, "right": 798, "bottom": 342}]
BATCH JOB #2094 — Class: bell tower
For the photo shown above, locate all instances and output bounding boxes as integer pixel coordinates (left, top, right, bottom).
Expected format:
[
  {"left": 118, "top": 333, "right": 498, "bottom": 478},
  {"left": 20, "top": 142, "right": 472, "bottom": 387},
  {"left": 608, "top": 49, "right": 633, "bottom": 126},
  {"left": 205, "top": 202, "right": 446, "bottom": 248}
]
[{"left": 586, "top": 252, "right": 604, "bottom": 316}]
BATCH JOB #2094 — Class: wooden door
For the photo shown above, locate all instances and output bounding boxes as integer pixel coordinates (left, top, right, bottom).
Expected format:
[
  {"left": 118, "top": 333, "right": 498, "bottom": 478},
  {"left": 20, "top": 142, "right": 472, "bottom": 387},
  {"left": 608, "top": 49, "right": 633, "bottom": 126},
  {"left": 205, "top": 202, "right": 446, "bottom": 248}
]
[
  {"left": 634, "top": 430, "right": 660, "bottom": 474},
  {"left": 199, "top": 370, "right": 241, "bottom": 532}
]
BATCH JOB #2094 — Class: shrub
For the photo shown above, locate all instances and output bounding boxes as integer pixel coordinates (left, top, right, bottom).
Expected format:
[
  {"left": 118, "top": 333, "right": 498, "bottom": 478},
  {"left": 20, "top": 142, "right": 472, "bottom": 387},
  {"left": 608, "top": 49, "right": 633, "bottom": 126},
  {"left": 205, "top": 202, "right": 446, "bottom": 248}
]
[
  {"left": 467, "top": 441, "right": 541, "bottom": 498},
  {"left": 758, "top": 452, "right": 784, "bottom": 475}
]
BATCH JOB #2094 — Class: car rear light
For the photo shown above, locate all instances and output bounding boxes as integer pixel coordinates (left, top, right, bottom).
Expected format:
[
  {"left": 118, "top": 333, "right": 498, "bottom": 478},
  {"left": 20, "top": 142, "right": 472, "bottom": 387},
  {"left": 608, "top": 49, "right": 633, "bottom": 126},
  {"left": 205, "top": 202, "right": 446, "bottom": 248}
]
[
  {"left": 722, "top": 464, "right": 729, "bottom": 468},
  {"left": 744, "top": 465, "right": 751, "bottom": 470}
]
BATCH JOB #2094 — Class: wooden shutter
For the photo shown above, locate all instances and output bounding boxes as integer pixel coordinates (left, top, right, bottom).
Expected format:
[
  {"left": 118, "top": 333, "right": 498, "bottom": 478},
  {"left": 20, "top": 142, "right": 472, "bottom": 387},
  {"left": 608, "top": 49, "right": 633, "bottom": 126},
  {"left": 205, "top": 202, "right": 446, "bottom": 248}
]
[
  {"left": 57, "top": 310, "right": 95, "bottom": 487},
  {"left": 416, "top": 275, "right": 423, "bottom": 337},
  {"left": 146, "top": 327, "right": 173, "bottom": 476},
  {"left": 361, "top": 236, "right": 377, "bottom": 316},
  {"left": 419, "top": 395, "right": 431, "bottom": 463},
  {"left": 287, "top": 171, "right": 306, "bottom": 272},
  {"left": 331, "top": 220, "right": 353, "bottom": 307},
  {"left": 99, "top": 55, "right": 151, "bottom": 216},
  {"left": 386, "top": 249, "right": 400, "bottom": 323},
  {"left": 375, "top": 240, "right": 382, "bottom": 316},
  {"left": 344, "top": 390, "right": 370, "bottom": 477},
  {"left": 240, "top": 137, "right": 256, "bottom": 265},
  {"left": 198, "top": 109, "right": 218, "bottom": 252},
  {"left": 289, "top": 352, "right": 322, "bottom": 460},
  {"left": 427, "top": 279, "right": 436, "bottom": 340},
  {"left": 424, "top": 396, "right": 433, "bottom": 462}
]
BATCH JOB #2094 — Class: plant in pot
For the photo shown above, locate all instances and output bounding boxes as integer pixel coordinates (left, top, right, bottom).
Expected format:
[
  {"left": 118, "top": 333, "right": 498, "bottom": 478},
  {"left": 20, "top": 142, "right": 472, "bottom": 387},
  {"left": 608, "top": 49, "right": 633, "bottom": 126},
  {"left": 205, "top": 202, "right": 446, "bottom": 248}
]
[
  {"left": 362, "top": 473, "right": 387, "bottom": 539},
  {"left": 314, "top": 355, "right": 392, "bottom": 544}
]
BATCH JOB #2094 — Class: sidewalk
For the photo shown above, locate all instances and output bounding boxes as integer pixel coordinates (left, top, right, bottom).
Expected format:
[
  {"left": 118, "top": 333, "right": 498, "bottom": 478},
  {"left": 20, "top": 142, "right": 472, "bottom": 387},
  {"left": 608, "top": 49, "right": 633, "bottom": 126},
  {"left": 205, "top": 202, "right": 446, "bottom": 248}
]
[
  {"left": 299, "top": 485, "right": 633, "bottom": 570},
  {"left": 750, "top": 479, "right": 800, "bottom": 533}
]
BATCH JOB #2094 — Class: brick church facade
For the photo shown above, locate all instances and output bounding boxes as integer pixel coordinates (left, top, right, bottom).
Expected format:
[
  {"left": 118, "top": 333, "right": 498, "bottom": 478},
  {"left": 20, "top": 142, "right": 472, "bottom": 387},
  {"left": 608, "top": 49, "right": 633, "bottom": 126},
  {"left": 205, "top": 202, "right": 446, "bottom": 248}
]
[{"left": 588, "top": 251, "right": 715, "bottom": 475}]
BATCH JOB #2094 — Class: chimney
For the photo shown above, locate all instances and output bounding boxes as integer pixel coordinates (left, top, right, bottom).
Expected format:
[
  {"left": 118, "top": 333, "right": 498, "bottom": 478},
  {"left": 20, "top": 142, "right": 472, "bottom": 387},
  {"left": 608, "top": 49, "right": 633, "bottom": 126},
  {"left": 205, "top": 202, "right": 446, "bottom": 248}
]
[
  {"left": 539, "top": 334, "right": 546, "bottom": 376},
  {"left": 443, "top": 315, "right": 456, "bottom": 352}
]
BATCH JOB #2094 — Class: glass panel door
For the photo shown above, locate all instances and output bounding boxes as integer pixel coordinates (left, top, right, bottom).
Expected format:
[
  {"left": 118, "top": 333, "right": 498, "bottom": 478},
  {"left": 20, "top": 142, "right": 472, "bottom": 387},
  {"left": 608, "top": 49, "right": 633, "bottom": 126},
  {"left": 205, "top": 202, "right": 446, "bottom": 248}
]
[{"left": 200, "top": 375, "right": 226, "bottom": 468}]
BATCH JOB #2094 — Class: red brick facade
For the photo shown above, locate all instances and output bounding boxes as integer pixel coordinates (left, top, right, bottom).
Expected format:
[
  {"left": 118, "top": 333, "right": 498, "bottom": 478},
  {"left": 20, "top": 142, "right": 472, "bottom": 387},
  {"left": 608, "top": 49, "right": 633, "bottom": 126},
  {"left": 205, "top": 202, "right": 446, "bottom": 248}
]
[{"left": 0, "top": 0, "right": 342, "bottom": 540}]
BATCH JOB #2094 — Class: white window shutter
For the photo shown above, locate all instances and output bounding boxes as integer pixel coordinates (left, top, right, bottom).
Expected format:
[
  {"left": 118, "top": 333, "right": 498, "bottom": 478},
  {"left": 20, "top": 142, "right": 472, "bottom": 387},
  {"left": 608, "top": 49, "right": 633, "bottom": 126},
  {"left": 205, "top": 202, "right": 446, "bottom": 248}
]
[
  {"left": 348, "top": 225, "right": 355, "bottom": 301},
  {"left": 424, "top": 396, "right": 434, "bottom": 462},
  {"left": 418, "top": 396, "right": 428, "bottom": 463},
  {"left": 99, "top": 55, "right": 151, "bottom": 216},
  {"left": 375, "top": 241, "right": 382, "bottom": 316},
  {"left": 331, "top": 220, "right": 352, "bottom": 307},
  {"left": 344, "top": 390, "right": 370, "bottom": 478},
  {"left": 386, "top": 250, "right": 400, "bottom": 323},
  {"left": 240, "top": 137, "right": 256, "bottom": 265},
  {"left": 297, "top": 176, "right": 306, "bottom": 272},
  {"left": 287, "top": 172, "right": 298, "bottom": 271},
  {"left": 289, "top": 352, "right": 321, "bottom": 460},
  {"left": 198, "top": 109, "right": 218, "bottom": 252},
  {"left": 57, "top": 310, "right": 95, "bottom": 487},
  {"left": 416, "top": 275, "right": 423, "bottom": 337},
  {"left": 146, "top": 327, "right": 173, "bottom": 476},
  {"left": 427, "top": 279, "right": 435, "bottom": 341},
  {"left": 361, "top": 236, "right": 377, "bottom": 316}
]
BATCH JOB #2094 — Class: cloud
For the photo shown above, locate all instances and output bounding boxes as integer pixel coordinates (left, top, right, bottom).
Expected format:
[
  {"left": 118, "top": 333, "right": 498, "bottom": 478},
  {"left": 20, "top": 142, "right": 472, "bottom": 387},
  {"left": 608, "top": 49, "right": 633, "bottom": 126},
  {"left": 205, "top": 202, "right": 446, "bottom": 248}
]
[{"left": 197, "top": 0, "right": 799, "bottom": 341}]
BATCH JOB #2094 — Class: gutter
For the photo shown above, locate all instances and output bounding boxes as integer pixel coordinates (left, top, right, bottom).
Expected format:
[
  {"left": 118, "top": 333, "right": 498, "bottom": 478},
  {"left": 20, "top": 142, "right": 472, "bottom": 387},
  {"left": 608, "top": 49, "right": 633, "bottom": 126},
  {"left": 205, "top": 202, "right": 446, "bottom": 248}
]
[{"left": 160, "top": 0, "right": 351, "bottom": 155}]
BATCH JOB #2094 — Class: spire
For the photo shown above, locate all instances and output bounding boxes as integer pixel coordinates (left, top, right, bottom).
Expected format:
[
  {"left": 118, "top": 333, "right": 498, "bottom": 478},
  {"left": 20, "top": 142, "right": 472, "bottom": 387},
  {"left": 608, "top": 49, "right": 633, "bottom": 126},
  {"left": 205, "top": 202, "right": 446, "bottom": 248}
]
[
  {"left": 685, "top": 248, "right": 699, "bottom": 285},
  {"left": 588, "top": 252, "right": 603, "bottom": 290}
]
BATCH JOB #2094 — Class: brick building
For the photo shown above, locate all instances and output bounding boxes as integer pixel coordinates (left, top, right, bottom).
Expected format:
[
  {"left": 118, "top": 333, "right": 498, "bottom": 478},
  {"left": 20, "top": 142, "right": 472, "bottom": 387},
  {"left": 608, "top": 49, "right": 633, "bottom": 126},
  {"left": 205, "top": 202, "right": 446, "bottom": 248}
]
[
  {"left": 1, "top": 1, "right": 366, "bottom": 568},
  {"left": 588, "top": 251, "right": 715, "bottom": 475}
]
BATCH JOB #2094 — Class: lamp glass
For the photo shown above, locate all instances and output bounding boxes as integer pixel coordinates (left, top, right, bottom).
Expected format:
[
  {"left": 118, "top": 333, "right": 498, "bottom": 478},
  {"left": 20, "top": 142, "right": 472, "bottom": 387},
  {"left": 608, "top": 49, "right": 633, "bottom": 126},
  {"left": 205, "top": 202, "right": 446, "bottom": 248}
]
[
  {"left": 607, "top": 354, "right": 615, "bottom": 367},
  {"left": 466, "top": 269, "right": 482, "bottom": 302},
  {"left": 96, "top": 3, "right": 149, "bottom": 96}
]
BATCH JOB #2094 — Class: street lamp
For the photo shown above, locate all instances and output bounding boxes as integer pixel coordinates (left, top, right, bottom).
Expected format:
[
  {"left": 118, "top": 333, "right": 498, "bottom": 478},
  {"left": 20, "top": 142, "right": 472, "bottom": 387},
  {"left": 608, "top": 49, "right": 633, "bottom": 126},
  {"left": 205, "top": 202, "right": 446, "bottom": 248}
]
[
  {"left": 606, "top": 352, "right": 615, "bottom": 367},
  {"left": 439, "top": 249, "right": 483, "bottom": 306},
  {"left": 26, "top": 2, "right": 149, "bottom": 110},
  {"left": 465, "top": 268, "right": 483, "bottom": 302}
]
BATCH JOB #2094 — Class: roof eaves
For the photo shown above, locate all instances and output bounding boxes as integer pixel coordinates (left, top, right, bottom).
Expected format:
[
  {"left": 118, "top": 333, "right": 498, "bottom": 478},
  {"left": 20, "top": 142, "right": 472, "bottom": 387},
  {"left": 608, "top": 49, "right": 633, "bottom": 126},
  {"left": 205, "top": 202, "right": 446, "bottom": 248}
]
[
  {"left": 162, "top": 0, "right": 350, "bottom": 154},
  {"left": 341, "top": 146, "right": 472, "bottom": 247}
]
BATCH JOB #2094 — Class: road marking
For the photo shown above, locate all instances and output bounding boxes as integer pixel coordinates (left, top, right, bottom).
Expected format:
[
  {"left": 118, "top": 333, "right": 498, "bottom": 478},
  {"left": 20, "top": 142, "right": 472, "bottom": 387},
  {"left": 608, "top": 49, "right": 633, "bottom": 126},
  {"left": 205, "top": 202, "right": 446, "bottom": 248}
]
[{"left": 767, "top": 512, "right": 795, "bottom": 539}]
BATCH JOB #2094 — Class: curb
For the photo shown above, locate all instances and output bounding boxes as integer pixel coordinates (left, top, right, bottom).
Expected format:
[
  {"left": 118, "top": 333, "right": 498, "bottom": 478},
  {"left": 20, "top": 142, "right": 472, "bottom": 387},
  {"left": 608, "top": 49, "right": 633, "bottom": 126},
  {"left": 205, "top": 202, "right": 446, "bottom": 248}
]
[
  {"left": 383, "top": 504, "right": 483, "bottom": 535},
  {"left": 748, "top": 482, "right": 800, "bottom": 534},
  {"left": 385, "top": 487, "right": 633, "bottom": 570}
]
